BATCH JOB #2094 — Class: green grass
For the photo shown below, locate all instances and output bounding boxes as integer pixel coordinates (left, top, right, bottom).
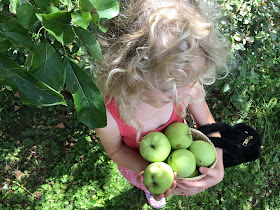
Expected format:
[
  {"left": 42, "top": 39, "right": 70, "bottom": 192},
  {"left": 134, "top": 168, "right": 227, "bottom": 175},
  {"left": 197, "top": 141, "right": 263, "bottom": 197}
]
[
  {"left": 0, "top": 87, "right": 279, "bottom": 210},
  {"left": 1, "top": 0, "right": 280, "bottom": 209}
]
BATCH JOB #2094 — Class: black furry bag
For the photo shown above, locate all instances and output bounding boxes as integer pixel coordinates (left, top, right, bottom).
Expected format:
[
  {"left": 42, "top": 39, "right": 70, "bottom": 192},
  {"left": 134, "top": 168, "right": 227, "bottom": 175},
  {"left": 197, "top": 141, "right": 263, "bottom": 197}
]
[{"left": 198, "top": 123, "right": 262, "bottom": 168}]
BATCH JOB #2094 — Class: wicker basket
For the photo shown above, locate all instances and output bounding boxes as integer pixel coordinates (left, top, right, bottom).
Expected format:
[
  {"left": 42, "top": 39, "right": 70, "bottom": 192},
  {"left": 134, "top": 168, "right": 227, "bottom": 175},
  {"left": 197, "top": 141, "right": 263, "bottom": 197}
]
[{"left": 172, "top": 128, "right": 217, "bottom": 195}]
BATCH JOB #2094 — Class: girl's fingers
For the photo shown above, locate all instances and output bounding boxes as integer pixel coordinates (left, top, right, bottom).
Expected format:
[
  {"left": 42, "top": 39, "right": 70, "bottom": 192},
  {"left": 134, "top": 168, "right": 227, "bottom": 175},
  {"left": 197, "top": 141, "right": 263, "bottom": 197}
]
[
  {"left": 164, "top": 188, "right": 172, "bottom": 198},
  {"left": 164, "top": 180, "right": 177, "bottom": 198},
  {"left": 137, "top": 171, "right": 144, "bottom": 183},
  {"left": 139, "top": 171, "right": 145, "bottom": 176},
  {"left": 177, "top": 179, "right": 205, "bottom": 189},
  {"left": 171, "top": 180, "right": 177, "bottom": 191},
  {"left": 153, "top": 179, "right": 177, "bottom": 200},
  {"left": 199, "top": 167, "right": 217, "bottom": 177},
  {"left": 175, "top": 185, "right": 201, "bottom": 196}
]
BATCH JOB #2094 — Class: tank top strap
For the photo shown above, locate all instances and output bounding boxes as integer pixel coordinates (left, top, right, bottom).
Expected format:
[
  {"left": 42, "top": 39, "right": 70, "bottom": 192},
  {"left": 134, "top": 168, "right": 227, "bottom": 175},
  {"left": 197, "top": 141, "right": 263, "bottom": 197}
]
[
  {"left": 105, "top": 98, "right": 186, "bottom": 151},
  {"left": 105, "top": 98, "right": 137, "bottom": 136}
]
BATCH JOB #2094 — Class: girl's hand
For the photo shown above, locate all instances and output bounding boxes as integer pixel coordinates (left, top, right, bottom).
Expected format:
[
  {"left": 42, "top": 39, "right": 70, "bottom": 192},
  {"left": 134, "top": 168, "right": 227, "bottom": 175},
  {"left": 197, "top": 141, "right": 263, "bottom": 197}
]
[
  {"left": 175, "top": 148, "right": 224, "bottom": 196},
  {"left": 137, "top": 171, "right": 177, "bottom": 201}
]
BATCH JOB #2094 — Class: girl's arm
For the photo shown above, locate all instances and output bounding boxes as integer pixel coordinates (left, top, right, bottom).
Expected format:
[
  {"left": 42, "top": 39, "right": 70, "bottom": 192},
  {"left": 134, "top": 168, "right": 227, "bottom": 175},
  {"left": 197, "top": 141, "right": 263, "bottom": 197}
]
[
  {"left": 95, "top": 109, "right": 176, "bottom": 200},
  {"left": 187, "top": 99, "right": 216, "bottom": 128},
  {"left": 188, "top": 98, "right": 221, "bottom": 138},
  {"left": 175, "top": 98, "right": 224, "bottom": 196},
  {"left": 95, "top": 110, "right": 150, "bottom": 174}
]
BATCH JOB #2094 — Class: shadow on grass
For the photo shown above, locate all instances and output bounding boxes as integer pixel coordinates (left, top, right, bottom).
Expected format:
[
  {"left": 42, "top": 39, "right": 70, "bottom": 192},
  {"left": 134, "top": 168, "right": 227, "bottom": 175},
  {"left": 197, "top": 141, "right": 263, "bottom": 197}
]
[
  {"left": 97, "top": 187, "right": 147, "bottom": 210},
  {"left": 1, "top": 89, "right": 154, "bottom": 209},
  {"left": 0, "top": 89, "right": 109, "bottom": 207},
  {"left": 1, "top": 88, "right": 279, "bottom": 209}
]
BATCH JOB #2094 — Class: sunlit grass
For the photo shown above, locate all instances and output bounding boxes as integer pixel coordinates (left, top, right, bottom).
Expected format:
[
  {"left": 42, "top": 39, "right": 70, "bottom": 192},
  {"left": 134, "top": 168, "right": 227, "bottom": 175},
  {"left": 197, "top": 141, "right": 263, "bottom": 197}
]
[{"left": 1, "top": 0, "right": 280, "bottom": 209}]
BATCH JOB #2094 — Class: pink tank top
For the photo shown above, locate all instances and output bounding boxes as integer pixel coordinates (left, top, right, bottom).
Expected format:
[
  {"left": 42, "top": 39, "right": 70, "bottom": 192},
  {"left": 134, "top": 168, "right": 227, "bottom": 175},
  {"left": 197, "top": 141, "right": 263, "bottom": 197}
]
[{"left": 106, "top": 99, "right": 184, "bottom": 151}]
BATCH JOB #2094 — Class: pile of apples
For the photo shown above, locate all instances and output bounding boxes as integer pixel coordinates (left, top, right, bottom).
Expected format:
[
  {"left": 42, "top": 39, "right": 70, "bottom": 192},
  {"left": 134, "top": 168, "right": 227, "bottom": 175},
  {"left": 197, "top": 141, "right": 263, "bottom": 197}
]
[{"left": 139, "top": 122, "right": 216, "bottom": 195}]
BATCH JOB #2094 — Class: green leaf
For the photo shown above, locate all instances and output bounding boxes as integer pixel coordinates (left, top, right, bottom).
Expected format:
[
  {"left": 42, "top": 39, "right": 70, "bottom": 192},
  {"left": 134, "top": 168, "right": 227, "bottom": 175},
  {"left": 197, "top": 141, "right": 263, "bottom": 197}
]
[
  {"left": 41, "top": 12, "right": 75, "bottom": 44},
  {"left": 251, "top": 67, "right": 260, "bottom": 80},
  {"left": 270, "top": 31, "right": 277, "bottom": 42},
  {"left": 34, "top": 0, "right": 49, "bottom": 10},
  {"left": 79, "top": 0, "right": 119, "bottom": 19},
  {"left": 46, "top": 6, "right": 60, "bottom": 14},
  {"left": 74, "top": 27, "right": 102, "bottom": 62},
  {"left": 29, "top": 40, "right": 66, "bottom": 92},
  {"left": 34, "top": 0, "right": 59, "bottom": 10},
  {"left": 91, "top": 0, "right": 119, "bottom": 20},
  {"left": 0, "top": 39, "right": 11, "bottom": 52},
  {"left": 91, "top": 12, "right": 108, "bottom": 33},
  {"left": 0, "top": 15, "right": 34, "bottom": 49},
  {"left": 0, "top": 53, "right": 66, "bottom": 107},
  {"left": 65, "top": 59, "right": 106, "bottom": 128},
  {"left": 79, "top": 0, "right": 95, "bottom": 12},
  {"left": 35, "top": 13, "right": 43, "bottom": 22},
  {"left": 42, "top": 11, "right": 71, "bottom": 25},
  {"left": 98, "top": 25, "right": 108, "bottom": 33},
  {"left": 16, "top": 4, "right": 38, "bottom": 29},
  {"left": 246, "top": 36, "right": 254, "bottom": 43},
  {"left": 71, "top": 11, "right": 92, "bottom": 29},
  {"left": 91, "top": 12, "right": 99, "bottom": 25},
  {"left": 233, "top": 34, "right": 241, "bottom": 41},
  {"left": 9, "top": 0, "right": 19, "bottom": 13},
  {"left": 234, "top": 43, "right": 245, "bottom": 51},
  {"left": 223, "top": 83, "right": 230, "bottom": 93},
  {"left": 256, "top": 31, "right": 265, "bottom": 39}
]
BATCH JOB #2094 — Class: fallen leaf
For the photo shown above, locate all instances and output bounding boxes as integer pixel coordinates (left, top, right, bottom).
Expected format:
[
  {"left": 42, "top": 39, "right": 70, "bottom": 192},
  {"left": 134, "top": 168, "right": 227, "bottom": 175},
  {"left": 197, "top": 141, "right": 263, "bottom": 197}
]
[
  {"left": 92, "top": 135, "right": 99, "bottom": 143},
  {"left": 7, "top": 190, "right": 14, "bottom": 194},
  {"left": 14, "top": 106, "right": 20, "bottom": 111},
  {"left": 5, "top": 165, "right": 11, "bottom": 172},
  {"left": 15, "top": 170, "right": 25, "bottom": 180},
  {"left": 55, "top": 122, "right": 65, "bottom": 129},
  {"left": 60, "top": 115, "right": 68, "bottom": 123},
  {"left": 34, "top": 192, "right": 42, "bottom": 199},
  {"left": 14, "top": 91, "right": 21, "bottom": 98}
]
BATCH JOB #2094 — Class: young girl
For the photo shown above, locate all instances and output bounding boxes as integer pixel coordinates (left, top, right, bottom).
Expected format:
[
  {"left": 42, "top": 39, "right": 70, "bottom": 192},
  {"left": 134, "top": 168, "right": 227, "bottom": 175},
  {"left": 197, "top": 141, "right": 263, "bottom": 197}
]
[{"left": 95, "top": 0, "right": 228, "bottom": 208}]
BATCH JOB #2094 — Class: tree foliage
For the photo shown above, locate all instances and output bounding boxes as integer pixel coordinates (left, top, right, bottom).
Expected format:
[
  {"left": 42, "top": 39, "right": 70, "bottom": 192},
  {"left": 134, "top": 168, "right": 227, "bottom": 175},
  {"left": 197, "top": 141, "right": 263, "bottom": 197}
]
[{"left": 0, "top": 0, "right": 120, "bottom": 128}]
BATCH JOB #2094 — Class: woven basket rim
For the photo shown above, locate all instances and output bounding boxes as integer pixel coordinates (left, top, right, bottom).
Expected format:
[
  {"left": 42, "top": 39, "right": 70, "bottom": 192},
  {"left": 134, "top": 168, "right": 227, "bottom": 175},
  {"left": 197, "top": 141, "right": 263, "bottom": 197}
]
[{"left": 173, "top": 128, "right": 217, "bottom": 195}]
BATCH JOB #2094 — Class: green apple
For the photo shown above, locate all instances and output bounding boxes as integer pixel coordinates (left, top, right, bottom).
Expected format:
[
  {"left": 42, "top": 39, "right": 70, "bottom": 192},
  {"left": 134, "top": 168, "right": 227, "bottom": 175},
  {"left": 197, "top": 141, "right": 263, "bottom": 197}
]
[
  {"left": 140, "top": 132, "right": 171, "bottom": 162},
  {"left": 189, "top": 140, "right": 216, "bottom": 167},
  {"left": 143, "top": 162, "right": 174, "bottom": 195},
  {"left": 187, "top": 168, "right": 200, "bottom": 178},
  {"left": 167, "top": 149, "right": 196, "bottom": 178},
  {"left": 164, "top": 122, "right": 193, "bottom": 149}
]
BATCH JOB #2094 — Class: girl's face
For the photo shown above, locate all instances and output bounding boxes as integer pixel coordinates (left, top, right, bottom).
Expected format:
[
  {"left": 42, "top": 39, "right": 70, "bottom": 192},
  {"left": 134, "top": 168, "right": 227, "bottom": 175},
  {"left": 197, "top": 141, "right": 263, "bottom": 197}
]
[
  {"left": 144, "top": 90, "right": 173, "bottom": 108},
  {"left": 144, "top": 83, "right": 192, "bottom": 108},
  {"left": 144, "top": 55, "right": 206, "bottom": 108}
]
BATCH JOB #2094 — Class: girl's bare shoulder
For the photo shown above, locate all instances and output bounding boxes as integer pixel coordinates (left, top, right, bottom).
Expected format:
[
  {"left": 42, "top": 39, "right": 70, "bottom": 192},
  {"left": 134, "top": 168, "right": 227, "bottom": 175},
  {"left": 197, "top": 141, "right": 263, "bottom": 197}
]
[{"left": 95, "top": 109, "right": 121, "bottom": 139}]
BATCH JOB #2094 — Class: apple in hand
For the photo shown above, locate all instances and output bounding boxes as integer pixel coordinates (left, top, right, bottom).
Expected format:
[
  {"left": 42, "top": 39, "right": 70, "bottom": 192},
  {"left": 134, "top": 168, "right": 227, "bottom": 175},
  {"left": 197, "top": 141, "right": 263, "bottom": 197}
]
[
  {"left": 167, "top": 149, "right": 196, "bottom": 178},
  {"left": 188, "top": 168, "right": 200, "bottom": 178},
  {"left": 164, "top": 122, "right": 193, "bottom": 149},
  {"left": 143, "top": 162, "right": 174, "bottom": 195},
  {"left": 140, "top": 132, "right": 171, "bottom": 162},
  {"left": 189, "top": 140, "right": 216, "bottom": 167}
]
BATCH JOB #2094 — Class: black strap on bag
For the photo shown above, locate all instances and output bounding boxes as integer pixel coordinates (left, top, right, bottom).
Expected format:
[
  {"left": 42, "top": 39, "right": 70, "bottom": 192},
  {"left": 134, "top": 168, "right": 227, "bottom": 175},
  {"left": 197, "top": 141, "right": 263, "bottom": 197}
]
[{"left": 198, "top": 123, "right": 262, "bottom": 168}]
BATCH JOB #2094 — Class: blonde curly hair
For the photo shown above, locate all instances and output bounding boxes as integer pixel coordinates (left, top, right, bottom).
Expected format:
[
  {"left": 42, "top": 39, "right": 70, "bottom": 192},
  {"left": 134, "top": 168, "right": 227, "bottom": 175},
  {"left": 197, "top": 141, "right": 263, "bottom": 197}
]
[{"left": 95, "top": 0, "right": 229, "bottom": 128}]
